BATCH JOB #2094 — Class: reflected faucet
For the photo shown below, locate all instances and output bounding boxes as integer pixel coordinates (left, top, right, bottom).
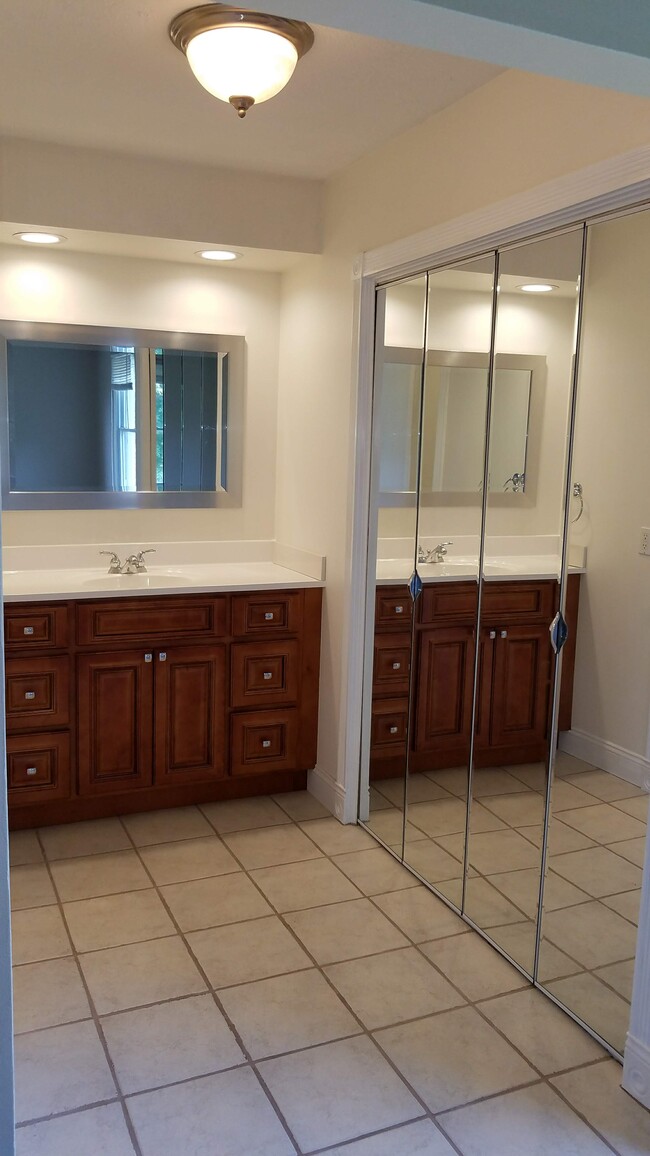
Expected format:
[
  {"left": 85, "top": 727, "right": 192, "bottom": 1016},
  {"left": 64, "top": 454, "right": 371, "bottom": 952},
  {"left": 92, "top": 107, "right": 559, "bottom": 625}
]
[{"left": 418, "top": 541, "right": 453, "bottom": 564}]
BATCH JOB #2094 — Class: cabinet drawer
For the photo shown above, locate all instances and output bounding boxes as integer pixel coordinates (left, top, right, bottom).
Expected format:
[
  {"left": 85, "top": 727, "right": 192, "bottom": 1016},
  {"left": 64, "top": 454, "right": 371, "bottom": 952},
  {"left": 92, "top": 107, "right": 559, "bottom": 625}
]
[
  {"left": 231, "top": 591, "right": 302, "bottom": 637},
  {"left": 231, "top": 709, "right": 299, "bottom": 776},
  {"left": 6, "top": 656, "right": 70, "bottom": 732},
  {"left": 372, "top": 633, "right": 411, "bottom": 696},
  {"left": 7, "top": 732, "right": 71, "bottom": 806},
  {"left": 375, "top": 588, "right": 412, "bottom": 630},
  {"left": 231, "top": 640, "right": 299, "bottom": 708},
  {"left": 5, "top": 604, "right": 69, "bottom": 651},
  {"left": 481, "top": 581, "right": 557, "bottom": 624},
  {"left": 76, "top": 596, "right": 227, "bottom": 646},
  {"left": 420, "top": 583, "right": 478, "bottom": 625},
  {"left": 371, "top": 697, "right": 409, "bottom": 750}
]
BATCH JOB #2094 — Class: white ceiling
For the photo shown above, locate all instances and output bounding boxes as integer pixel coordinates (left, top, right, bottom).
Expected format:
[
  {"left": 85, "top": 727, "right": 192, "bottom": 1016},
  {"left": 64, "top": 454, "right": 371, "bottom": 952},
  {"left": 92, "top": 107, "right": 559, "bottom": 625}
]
[{"left": 0, "top": 1, "right": 501, "bottom": 181}]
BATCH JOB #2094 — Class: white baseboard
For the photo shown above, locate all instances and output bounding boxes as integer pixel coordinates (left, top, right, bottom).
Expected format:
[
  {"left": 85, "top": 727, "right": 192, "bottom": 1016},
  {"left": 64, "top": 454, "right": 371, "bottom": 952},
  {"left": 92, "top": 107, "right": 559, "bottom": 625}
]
[
  {"left": 623, "top": 1034, "right": 650, "bottom": 1110},
  {"left": 559, "top": 729, "right": 650, "bottom": 792},
  {"left": 307, "top": 766, "right": 347, "bottom": 821}
]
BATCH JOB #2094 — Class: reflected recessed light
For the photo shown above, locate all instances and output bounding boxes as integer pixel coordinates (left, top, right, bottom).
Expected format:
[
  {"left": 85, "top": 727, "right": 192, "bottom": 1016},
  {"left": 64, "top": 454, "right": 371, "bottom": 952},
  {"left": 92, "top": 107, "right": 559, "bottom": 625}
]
[
  {"left": 517, "top": 282, "right": 558, "bottom": 294},
  {"left": 13, "top": 231, "right": 66, "bottom": 245},
  {"left": 196, "top": 249, "right": 242, "bottom": 262}
]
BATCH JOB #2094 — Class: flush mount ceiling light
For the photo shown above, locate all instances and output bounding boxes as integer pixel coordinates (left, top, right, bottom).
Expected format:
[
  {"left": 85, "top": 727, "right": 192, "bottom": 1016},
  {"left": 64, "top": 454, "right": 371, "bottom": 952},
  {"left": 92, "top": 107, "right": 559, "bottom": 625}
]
[
  {"left": 169, "top": 3, "right": 314, "bottom": 118},
  {"left": 196, "top": 248, "right": 242, "bottom": 261},
  {"left": 517, "top": 282, "right": 558, "bottom": 294},
  {"left": 13, "top": 231, "right": 66, "bottom": 245}
]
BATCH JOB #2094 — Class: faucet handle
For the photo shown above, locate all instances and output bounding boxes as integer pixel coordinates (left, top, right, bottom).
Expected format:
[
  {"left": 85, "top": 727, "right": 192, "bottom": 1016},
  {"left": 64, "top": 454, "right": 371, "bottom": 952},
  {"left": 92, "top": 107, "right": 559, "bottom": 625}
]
[
  {"left": 99, "top": 550, "right": 122, "bottom": 573},
  {"left": 134, "top": 548, "right": 156, "bottom": 572}
]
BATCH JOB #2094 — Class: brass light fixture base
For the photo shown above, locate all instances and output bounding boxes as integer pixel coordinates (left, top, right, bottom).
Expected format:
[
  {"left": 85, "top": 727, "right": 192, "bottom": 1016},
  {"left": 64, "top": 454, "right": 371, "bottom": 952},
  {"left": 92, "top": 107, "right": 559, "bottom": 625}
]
[
  {"left": 169, "top": 4, "right": 315, "bottom": 62},
  {"left": 229, "top": 95, "right": 255, "bottom": 118}
]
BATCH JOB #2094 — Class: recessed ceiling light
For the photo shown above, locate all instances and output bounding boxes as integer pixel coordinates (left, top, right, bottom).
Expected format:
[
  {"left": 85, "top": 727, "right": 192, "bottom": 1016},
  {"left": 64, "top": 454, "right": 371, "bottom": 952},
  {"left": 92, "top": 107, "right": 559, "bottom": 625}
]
[
  {"left": 13, "top": 231, "right": 66, "bottom": 245},
  {"left": 517, "top": 282, "right": 558, "bottom": 294},
  {"left": 196, "top": 249, "right": 242, "bottom": 262}
]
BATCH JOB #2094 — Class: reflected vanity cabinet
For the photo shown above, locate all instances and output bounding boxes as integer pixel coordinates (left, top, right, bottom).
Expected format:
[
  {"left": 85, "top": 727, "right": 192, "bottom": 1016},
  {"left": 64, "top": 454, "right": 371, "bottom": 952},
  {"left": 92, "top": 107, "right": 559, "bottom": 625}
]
[
  {"left": 370, "top": 577, "right": 579, "bottom": 777},
  {"left": 4, "top": 587, "right": 322, "bottom": 828}
]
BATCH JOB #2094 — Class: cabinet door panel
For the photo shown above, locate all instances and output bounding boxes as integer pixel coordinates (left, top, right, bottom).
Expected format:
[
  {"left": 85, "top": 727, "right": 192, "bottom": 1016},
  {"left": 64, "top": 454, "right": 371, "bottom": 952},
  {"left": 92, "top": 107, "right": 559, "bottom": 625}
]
[
  {"left": 5, "top": 604, "right": 69, "bottom": 651},
  {"left": 490, "top": 626, "right": 551, "bottom": 749},
  {"left": 372, "top": 633, "right": 412, "bottom": 696},
  {"left": 6, "top": 656, "right": 70, "bottom": 733},
  {"left": 414, "top": 627, "right": 475, "bottom": 763},
  {"left": 232, "top": 592, "right": 303, "bottom": 637},
  {"left": 230, "top": 708, "right": 299, "bottom": 776},
  {"left": 76, "top": 596, "right": 226, "bottom": 646},
  {"left": 231, "top": 640, "right": 299, "bottom": 709},
  {"left": 78, "top": 651, "right": 153, "bottom": 795},
  {"left": 155, "top": 645, "right": 226, "bottom": 785},
  {"left": 7, "top": 732, "right": 71, "bottom": 807}
]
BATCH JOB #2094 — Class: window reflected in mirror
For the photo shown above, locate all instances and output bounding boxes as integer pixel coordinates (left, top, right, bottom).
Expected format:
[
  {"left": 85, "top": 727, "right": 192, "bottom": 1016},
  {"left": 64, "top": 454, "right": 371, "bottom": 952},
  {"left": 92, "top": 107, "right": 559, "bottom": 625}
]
[{"left": 0, "top": 322, "right": 243, "bottom": 509}]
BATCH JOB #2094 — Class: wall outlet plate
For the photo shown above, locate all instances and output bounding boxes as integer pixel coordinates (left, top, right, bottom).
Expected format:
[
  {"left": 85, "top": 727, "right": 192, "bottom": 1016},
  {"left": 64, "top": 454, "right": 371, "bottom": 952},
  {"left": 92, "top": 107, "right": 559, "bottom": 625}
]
[{"left": 640, "top": 528, "right": 650, "bottom": 556}]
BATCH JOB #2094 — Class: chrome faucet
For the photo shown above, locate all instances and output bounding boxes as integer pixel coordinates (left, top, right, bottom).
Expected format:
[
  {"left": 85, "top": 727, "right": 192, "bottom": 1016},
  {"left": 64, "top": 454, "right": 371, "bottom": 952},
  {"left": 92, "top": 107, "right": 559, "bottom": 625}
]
[
  {"left": 99, "top": 548, "right": 156, "bottom": 574},
  {"left": 418, "top": 541, "right": 453, "bottom": 564},
  {"left": 99, "top": 551, "right": 123, "bottom": 574},
  {"left": 122, "top": 549, "right": 156, "bottom": 574}
]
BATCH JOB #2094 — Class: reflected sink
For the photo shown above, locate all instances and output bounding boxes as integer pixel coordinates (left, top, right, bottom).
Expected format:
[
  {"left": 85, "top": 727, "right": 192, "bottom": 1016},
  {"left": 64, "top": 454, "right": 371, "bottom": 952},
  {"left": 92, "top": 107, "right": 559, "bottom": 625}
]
[{"left": 82, "top": 571, "right": 192, "bottom": 589}]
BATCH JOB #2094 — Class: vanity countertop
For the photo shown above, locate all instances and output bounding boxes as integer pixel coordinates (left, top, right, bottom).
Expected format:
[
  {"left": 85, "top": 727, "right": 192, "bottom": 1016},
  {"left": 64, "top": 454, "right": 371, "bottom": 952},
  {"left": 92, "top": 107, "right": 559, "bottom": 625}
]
[
  {"left": 376, "top": 556, "right": 585, "bottom": 585},
  {"left": 2, "top": 561, "right": 324, "bottom": 603}
]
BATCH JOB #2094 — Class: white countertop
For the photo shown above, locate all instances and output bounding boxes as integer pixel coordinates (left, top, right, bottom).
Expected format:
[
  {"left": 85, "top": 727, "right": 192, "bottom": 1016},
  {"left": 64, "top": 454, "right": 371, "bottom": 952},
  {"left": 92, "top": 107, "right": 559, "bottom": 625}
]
[
  {"left": 2, "top": 561, "right": 324, "bottom": 603},
  {"left": 376, "top": 556, "right": 585, "bottom": 585}
]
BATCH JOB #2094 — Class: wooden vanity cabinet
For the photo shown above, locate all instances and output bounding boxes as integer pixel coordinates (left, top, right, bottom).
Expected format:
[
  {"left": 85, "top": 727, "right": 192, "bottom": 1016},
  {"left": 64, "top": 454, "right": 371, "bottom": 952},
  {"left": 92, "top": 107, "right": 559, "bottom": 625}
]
[
  {"left": 6, "top": 587, "right": 322, "bottom": 829},
  {"left": 371, "top": 576, "right": 579, "bottom": 777}
]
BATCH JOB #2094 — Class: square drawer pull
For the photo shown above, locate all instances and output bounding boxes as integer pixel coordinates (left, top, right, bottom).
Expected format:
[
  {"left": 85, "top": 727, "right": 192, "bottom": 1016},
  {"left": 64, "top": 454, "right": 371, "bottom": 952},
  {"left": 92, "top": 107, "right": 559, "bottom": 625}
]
[
  {"left": 392, "top": 662, "right": 401, "bottom": 670},
  {"left": 264, "top": 612, "right": 274, "bottom": 621},
  {"left": 24, "top": 691, "right": 36, "bottom": 700},
  {"left": 389, "top": 726, "right": 398, "bottom": 734},
  {"left": 394, "top": 606, "right": 403, "bottom": 614},
  {"left": 263, "top": 672, "right": 273, "bottom": 680},
  {"left": 262, "top": 739, "right": 271, "bottom": 748},
  {"left": 26, "top": 766, "right": 38, "bottom": 776},
  {"left": 23, "top": 626, "right": 35, "bottom": 636}
]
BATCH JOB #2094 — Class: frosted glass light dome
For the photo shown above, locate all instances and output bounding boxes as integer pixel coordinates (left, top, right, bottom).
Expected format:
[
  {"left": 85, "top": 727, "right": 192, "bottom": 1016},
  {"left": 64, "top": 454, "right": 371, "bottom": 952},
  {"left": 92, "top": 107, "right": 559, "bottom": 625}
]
[
  {"left": 170, "top": 6, "right": 314, "bottom": 118},
  {"left": 187, "top": 26, "right": 298, "bottom": 104}
]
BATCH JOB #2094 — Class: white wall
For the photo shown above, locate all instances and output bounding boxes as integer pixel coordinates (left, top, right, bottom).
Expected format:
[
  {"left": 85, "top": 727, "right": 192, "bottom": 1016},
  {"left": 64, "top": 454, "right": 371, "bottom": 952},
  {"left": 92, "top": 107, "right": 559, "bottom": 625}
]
[
  {"left": 567, "top": 211, "right": 650, "bottom": 763},
  {"left": 0, "top": 246, "right": 282, "bottom": 548}
]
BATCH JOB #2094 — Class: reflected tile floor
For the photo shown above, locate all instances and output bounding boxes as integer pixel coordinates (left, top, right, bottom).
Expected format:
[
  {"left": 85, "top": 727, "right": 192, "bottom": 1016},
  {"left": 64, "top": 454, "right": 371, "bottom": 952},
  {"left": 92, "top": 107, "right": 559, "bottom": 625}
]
[
  {"left": 367, "top": 754, "right": 648, "bottom": 1047},
  {"left": 10, "top": 790, "right": 650, "bottom": 1156}
]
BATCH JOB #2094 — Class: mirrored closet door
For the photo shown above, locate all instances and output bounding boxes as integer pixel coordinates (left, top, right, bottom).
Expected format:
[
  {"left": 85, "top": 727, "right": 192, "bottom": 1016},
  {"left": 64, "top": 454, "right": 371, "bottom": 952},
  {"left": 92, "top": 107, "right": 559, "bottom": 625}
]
[{"left": 359, "top": 209, "right": 649, "bottom": 1061}]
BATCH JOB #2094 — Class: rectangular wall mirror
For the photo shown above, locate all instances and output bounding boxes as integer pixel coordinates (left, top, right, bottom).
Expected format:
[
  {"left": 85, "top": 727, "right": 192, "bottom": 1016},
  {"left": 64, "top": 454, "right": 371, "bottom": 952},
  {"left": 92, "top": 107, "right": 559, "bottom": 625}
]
[
  {"left": 377, "top": 349, "right": 545, "bottom": 505},
  {"left": 0, "top": 321, "right": 244, "bottom": 509}
]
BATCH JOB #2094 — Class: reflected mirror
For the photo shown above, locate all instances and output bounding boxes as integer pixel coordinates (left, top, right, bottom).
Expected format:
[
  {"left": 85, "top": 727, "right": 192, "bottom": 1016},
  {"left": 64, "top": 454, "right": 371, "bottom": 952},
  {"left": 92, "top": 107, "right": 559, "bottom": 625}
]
[
  {"left": 0, "top": 321, "right": 244, "bottom": 509},
  {"left": 379, "top": 350, "right": 543, "bottom": 500}
]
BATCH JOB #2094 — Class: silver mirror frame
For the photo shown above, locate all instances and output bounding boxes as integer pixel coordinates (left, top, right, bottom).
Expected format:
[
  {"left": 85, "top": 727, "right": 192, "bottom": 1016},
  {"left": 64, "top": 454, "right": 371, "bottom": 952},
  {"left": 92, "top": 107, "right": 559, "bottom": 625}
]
[{"left": 0, "top": 320, "right": 245, "bottom": 510}]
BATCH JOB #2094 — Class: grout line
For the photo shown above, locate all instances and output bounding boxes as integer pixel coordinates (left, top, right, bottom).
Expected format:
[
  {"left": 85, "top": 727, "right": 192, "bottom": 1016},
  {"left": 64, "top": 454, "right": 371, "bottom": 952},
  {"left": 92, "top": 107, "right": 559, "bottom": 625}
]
[
  {"left": 116, "top": 813, "right": 303, "bottom": 1155},
  {"left": 10, "top": 791, "right": 644, "bottom": 1156},
  {"left": 28, "top": 828, "right": 145, "bottom": 1156}
]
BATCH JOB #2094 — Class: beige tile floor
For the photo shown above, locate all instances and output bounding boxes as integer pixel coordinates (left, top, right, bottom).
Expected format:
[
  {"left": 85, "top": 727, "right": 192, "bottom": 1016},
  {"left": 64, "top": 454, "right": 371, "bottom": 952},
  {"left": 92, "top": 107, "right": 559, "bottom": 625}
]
[
  {"left": 367, "top": 753, "right": 648, "bottom": 1053},
  {"left": 9, "top": 789, "right": 650, "bottom": 1156}
]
